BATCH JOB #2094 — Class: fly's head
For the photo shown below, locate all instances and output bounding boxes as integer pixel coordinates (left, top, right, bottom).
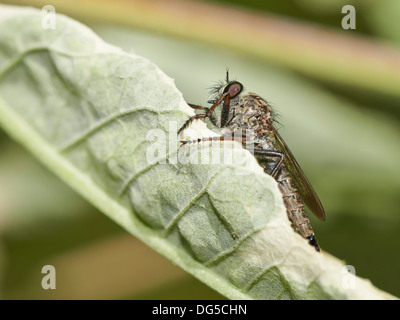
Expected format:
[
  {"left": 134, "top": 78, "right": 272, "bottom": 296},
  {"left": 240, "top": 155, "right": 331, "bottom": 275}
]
[{"left": 208, "top": 70, "right": 244, "bottom": 107}]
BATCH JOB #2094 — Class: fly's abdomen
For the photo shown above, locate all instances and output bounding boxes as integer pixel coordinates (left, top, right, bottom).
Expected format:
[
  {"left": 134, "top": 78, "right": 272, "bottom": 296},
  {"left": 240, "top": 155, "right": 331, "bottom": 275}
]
[{"left": 276, "top": 166, "right": 320, "bottom": 251}]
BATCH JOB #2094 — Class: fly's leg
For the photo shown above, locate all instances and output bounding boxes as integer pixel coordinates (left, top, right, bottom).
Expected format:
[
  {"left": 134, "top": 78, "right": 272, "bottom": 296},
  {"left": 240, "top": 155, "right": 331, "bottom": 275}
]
[
  {"left": 253, "top": 149, "right": 285, "bottom": 177},
  {"left": 177, "top": 112, "right": 207, "bottom": 137},
  {"left": 180, "top": 136, "right": 246, "bottom": 147},
  {"left": 188, "top": 103, "right": 219, "bottom": 129},
  {"left": 187, "top": 103, "right": 207, "bottom": 111},
  {"left": 177, "top": 93, "right": 228, "bottom": 136}
]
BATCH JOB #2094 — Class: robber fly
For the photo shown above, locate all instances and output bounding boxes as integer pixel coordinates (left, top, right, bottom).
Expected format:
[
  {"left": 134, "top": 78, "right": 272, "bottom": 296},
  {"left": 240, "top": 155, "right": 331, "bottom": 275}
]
[{"left": 178, "top": 71, "right": 326, "bottom": 252}]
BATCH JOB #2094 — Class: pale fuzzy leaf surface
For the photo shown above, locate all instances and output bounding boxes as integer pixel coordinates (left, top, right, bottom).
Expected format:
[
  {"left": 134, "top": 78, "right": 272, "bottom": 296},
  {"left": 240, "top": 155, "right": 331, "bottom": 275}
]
[{"left": 0, "top": 5, "right": 394, "bottom": 300}]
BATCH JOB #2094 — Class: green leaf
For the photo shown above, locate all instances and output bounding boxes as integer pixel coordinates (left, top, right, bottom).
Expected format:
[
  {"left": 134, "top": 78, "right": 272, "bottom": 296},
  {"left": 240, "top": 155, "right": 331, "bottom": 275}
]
[{"left": 0, "top": 5, "right": 395, "bottom": 300}]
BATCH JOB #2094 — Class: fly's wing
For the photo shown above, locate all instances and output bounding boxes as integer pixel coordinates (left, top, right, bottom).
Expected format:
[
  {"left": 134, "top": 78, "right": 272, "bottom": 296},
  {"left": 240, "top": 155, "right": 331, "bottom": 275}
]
[{"left": 273, "top": 130, "right": 326, "bottom": 221}]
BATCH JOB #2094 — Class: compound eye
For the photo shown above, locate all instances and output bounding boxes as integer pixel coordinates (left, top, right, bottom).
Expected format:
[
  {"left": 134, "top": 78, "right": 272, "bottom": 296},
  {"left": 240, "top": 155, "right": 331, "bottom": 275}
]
[{"left": 226, "top": 82, "right": 243, "bottom": 98}]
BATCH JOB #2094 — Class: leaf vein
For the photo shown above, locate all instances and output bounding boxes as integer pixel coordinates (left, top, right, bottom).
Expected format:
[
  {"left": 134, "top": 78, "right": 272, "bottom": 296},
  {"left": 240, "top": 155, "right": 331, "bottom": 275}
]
[{"left": 58, "top": 107, "right": 164, "bottom": 151}]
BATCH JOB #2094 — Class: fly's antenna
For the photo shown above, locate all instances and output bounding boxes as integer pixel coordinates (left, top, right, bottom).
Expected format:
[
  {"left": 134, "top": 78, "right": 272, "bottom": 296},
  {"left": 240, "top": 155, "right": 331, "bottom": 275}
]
[{"left": 226, "top": 67, "right": 230, "bottom": 83}]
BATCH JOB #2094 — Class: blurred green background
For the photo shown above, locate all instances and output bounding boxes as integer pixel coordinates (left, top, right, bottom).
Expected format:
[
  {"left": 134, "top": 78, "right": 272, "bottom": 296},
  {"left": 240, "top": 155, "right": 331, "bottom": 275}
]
[{"left": 0, "top": 0, "right": 399, "bottom": 299}]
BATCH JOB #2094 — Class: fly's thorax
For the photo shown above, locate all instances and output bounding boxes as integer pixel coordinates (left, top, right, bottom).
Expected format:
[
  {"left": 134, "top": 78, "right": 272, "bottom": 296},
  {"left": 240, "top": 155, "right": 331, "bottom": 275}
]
[
  {"left": 236, "top": 93, "right": 275, "bottom": 140},
  {"left": 242, "top": 93, "right": 274, "bottom": 121}
]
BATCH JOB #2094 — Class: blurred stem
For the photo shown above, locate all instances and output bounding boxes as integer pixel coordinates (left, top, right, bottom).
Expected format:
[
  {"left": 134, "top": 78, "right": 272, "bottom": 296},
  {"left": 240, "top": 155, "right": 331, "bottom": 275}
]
[{"left": 3, "top": 0, "right": 400, "bottom": 98}]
